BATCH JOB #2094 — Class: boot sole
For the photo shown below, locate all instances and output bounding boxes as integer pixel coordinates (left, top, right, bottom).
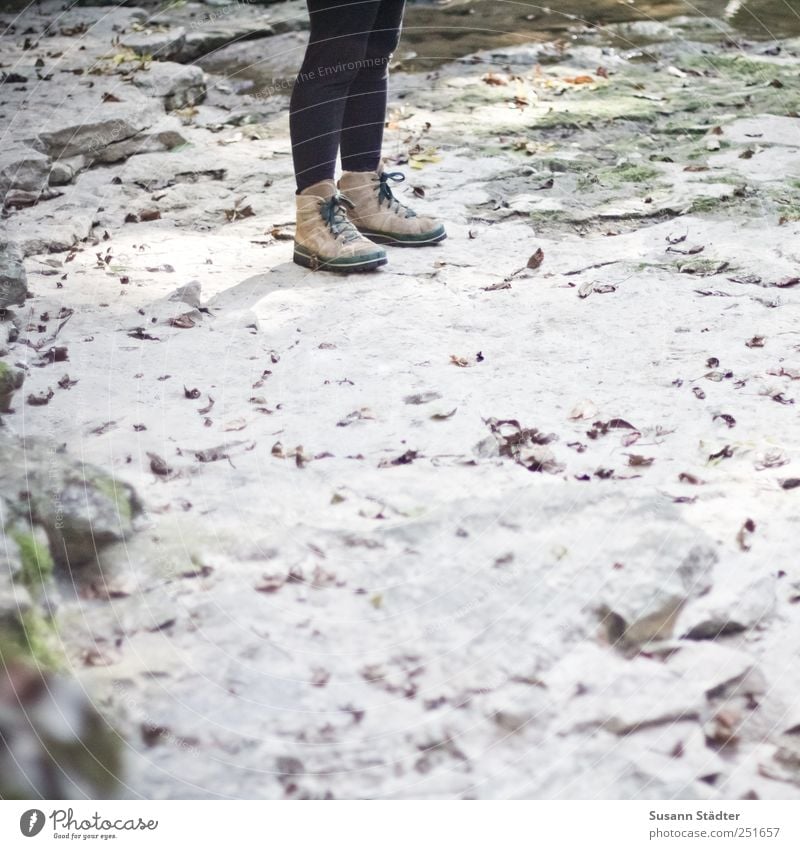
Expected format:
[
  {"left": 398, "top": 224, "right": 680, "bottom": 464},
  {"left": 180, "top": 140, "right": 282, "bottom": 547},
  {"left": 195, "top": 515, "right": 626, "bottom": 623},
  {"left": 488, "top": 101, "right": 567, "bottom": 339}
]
[
  {"left": 357, "top": 226, "right": 447, "bottom": 247},
  {"left": 293, "top": 245, "right": 387, "bottom": 273}
]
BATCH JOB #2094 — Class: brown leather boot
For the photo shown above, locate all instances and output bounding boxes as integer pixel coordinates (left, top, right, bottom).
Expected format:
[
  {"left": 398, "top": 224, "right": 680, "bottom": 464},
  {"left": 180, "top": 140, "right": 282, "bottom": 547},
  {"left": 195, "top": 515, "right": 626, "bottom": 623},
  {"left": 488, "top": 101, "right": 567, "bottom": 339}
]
[
  {"left": 337, "top": 166, "right": 446, "bottom": 246},
  {"left": 293, "top": 179, "right": 388, "bottom": 272}
]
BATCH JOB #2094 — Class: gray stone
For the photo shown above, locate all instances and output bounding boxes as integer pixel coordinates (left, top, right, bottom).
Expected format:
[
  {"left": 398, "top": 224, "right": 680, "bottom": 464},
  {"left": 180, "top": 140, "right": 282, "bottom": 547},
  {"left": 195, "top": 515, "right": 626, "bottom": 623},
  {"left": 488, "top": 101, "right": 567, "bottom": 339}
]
[
  {"left": 33, "top": 97, "right": 163, "bottom": 161},
  {"left": 197, "top": 31, "right": 307, "bottom": 84},
  {"left": 0, "top": 321, "right": 17, "bottom": 356},
  {"left": 168, "top": 280, "right": 203, "bottom": 309},
  {"left": 176, "top": 24, "right": 275, "bottom": 64},
  {"left": 2, "top": 186, "right": 99, "bottom": 257},
  {"left": 0, "top": 242, "right": 28, "bottom": 309},
  {"left": 92, "top": 128, "right": 188, "bottom": 164},
  {"left": 0, "top": 361, "right": 25, "bottom": 412},
  {"left": 0, "top": 436, "right": 143, "bottom": 569},
  {"left": 661, "top": 642, "right": 760, "bottom": 699},
  {"left": 593, "top": 504, "right": 717, "bottom": 646},
  {"left": 3, "top": 189, "right": 41, "bottom": 209},
  {"left": 0, "top": 146, "right": 51, "bottom": 197},
  {"left": 132, "top": 62, "right": 207, "bottom": 111},
  {"left": 678, "top": 570, "right": 776, "bottom": 640},
  {"left": 120, "top": 26, "right": 187, "bottom": 61},
  {"left": 48, "top": 161, "right": 75, "bottom": 187}
]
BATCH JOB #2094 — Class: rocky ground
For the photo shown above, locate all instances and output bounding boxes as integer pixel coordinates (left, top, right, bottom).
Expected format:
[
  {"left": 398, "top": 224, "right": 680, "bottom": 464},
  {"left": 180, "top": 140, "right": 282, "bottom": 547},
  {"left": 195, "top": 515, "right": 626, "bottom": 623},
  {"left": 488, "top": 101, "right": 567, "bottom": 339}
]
[{"left": 1, "top": 1, "right": 800, "bottom": 800}]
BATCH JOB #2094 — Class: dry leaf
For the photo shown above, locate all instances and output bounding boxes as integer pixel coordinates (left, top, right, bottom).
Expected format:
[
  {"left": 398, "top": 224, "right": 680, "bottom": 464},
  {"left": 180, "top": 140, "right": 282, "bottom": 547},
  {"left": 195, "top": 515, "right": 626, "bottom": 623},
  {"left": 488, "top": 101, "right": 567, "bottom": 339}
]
[{"left": 527, "top": 248, "right": 544, "bottom": 269}]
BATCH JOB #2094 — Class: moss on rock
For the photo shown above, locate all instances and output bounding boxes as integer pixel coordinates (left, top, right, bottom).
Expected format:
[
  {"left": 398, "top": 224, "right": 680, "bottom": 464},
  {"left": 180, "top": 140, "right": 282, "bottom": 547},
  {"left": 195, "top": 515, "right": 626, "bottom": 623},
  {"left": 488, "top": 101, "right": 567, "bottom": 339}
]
[
  {"left": 11, "top": 527, "right": 55, "bottom": 592},
  {"left": 0, "top": 609, "right": 62, "bottom": 670}
]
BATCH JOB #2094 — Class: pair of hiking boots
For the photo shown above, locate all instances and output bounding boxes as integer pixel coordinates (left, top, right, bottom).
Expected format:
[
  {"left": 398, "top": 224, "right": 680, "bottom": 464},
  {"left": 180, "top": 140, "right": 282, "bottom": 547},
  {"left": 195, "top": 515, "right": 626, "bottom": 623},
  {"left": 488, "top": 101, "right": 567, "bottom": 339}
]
[{"left": 293, "top": 166, "right": 446, "bottom": 272}]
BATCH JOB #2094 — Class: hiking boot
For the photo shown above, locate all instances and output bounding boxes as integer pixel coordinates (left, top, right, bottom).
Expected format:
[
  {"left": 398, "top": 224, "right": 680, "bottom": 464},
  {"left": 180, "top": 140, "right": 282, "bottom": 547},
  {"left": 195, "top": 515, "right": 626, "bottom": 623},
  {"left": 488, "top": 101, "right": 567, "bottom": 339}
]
[
  {"left": 337, "top": 167, "right": 447, "bottom": 246},
  {"left": 293, "top": 179, "right": 388, "bottom": 272}
]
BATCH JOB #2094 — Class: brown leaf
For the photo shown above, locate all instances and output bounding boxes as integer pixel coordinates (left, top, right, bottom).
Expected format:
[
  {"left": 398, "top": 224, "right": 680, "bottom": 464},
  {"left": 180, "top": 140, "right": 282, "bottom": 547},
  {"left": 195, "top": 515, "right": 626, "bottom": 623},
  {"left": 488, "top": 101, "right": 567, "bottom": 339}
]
[
  {"left": 168, "top": 314, "right": 196, "bottom": 329},
  {"left": 269, "top": 225, "right": 294, "bottom": 241},
  {"left": 26, "top": 388, "right": 54, "bottom": 406},
  {"left": 225, "top": 204, "right": 255, "bottom": 223},
  {"left": 527, "top": 248, "right": 545, "bottom": 269},
  {"left": 37, "top": 346, "right": 68, "bottom": 365},
  {"left": 736, "top": 518, "right": 756, "bottom": 551},
  {"left": 57, "top": 374, "right": 78, "bottom": 389},
  {"left": 379, "top": 449, "right": 419, "bottom": 467},
  {"left": 626, "top": 454, "right": 654, "bottom": 467},
  {"left": 620, "top": 430, "right": 641, "bottom": 447},
  {"left": 147, "top": 452, "right": 172, "bottom": 476},
  {"left": 713, "top": 413, "right": 736, "bottom": 428},
  {"left": 745, "top": 336, "right": 765, "bottom": 348},
  {"left": 184, "top": 386, "right": 201, "bottom": 399}
]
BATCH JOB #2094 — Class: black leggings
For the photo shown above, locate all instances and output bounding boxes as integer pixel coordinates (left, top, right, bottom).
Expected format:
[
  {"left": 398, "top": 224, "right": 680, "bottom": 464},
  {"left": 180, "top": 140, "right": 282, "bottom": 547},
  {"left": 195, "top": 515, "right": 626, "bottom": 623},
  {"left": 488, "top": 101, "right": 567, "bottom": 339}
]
[{"left": 289, "top": 0, "right": 405, "bottom": 193}]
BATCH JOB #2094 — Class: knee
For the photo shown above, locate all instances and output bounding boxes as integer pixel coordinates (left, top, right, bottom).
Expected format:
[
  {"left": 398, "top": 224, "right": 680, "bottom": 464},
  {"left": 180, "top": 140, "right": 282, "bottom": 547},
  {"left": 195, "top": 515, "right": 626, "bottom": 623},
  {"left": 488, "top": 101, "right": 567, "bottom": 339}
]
[{"left": 365, "top": 26, "right": 401, "bottom": 63}]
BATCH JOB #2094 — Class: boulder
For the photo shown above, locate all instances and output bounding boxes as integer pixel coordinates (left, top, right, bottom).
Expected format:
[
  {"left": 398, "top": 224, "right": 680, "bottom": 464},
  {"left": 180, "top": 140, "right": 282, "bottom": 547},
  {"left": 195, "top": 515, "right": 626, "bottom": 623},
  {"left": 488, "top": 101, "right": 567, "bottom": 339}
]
[
  {"left": 48, "top": 161, "right": 75, "bottom": 187},
  {"left": 33, "top": 96, "right": 162, "bottom": 161},
  {"left": 92, "top": 127, "right": 188, "bottom": 164},
  {"left": 678, "top": 569, "right": 776, "bottom": 640},
  {"left": 0, "top": 435, "right": 143, "bottom": 569},
  {"left": 177, "top": 23, "right": 275, "bottom": 64},
  {"left": 592, "top": 502, "right": 717, "bottom": 646},
  {"left": 133, "top": 62, "right": 207, "bottom": 111},
  {"left": 0, "top": 243, "right": 28, "bottom": 309},
  {"left": 0, "top": 146, "right": 51, "bottom": 197},
  {"left": 120, "top": 26, "right": 187, "bottom": 61}
]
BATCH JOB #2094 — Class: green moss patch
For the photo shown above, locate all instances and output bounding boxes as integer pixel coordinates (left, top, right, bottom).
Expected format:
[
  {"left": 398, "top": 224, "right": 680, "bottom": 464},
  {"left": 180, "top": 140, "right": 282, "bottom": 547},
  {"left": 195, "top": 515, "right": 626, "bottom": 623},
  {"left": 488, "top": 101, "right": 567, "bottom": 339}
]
[
  {"left": 0, "top": 610, "right": 62, "bottom": 670},
  {"left": 11, "top": 528, "right": 54, "bottom": 592}
]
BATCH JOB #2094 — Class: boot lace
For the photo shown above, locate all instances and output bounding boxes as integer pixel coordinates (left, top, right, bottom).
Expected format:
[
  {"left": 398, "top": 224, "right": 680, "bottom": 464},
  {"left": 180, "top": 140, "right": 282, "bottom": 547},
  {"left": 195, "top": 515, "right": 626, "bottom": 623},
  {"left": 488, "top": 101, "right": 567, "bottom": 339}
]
[
  {"left": 377, "top": 171, "right": 417, "bottom": 218},
  {"left": 320, "top": 193, "right": 360, "bottom": 242}
]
